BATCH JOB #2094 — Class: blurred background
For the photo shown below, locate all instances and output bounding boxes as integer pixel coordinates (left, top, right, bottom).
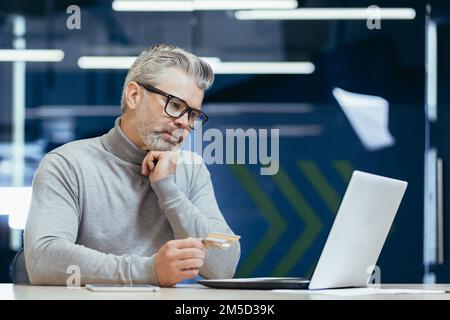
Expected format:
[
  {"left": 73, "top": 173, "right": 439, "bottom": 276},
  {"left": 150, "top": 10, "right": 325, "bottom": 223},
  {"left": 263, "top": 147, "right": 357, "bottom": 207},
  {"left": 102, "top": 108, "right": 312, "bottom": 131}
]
[{"left": 0, "top": 0, "right": 449, "bottom": 284}]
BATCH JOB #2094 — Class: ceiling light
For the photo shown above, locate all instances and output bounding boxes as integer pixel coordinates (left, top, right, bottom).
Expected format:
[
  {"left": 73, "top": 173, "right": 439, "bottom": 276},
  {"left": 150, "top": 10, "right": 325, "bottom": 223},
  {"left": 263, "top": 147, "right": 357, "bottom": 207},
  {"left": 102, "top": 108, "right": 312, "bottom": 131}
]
[
  {"left": 112, "top": 0, "right": 298, "bottom": 12},
  {"left": 0, "top": 49, "right": 64, "bottom": 62},
  {"left": 235, "top": 8, "right": 416, "bottom": 20}
]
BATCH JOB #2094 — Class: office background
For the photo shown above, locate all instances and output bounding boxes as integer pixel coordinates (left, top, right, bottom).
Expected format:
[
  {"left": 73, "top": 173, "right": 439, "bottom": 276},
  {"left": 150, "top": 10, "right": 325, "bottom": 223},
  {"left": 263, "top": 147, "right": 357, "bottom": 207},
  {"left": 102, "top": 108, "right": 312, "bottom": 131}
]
[{"left": 0, "top": 0, "right": 449, "bottom": 284}]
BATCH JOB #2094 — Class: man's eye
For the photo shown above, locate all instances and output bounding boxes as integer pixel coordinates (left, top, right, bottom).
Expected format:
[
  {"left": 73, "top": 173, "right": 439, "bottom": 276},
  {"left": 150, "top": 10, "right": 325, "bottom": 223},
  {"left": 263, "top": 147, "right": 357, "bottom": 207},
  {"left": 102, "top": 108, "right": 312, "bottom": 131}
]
[
  {"left": 190, "top": 110, "right": 201, "bottom": 119},
  {"left": 171, "top": 101, "right": 183, "bottom": 110}
]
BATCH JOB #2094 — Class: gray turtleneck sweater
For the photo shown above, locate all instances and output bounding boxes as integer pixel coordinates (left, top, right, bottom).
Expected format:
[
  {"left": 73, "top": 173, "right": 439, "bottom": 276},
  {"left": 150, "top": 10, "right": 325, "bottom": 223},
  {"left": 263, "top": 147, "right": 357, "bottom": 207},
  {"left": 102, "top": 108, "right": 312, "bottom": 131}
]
[{"left": 24, "top": 117, "right": 240, "bottom": 285}]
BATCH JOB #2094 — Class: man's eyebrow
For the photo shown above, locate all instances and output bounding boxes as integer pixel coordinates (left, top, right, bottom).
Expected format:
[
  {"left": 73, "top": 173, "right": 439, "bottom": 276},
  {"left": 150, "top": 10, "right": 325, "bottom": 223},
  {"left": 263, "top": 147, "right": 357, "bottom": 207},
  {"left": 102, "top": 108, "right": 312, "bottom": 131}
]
[
  {"left": 172, "top": 94, "right": 202, "bottom": 110},
  {"left": 169, "top": 92, "right": 187, "bottom": 104}
]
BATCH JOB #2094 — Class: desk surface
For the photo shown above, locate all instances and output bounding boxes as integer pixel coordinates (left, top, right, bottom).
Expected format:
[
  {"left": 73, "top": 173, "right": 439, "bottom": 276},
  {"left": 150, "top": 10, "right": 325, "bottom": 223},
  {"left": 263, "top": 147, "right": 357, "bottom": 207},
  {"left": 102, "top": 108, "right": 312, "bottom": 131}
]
[{"left": 1, "top": 283, "right": 450, "bottom": 300}]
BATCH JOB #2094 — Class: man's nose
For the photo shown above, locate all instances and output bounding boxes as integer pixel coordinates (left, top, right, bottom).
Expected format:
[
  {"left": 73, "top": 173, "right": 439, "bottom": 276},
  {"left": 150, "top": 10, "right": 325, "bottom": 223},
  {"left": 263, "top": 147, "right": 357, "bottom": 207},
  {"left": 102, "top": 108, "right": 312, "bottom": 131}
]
[{"left": 174, "top": 112, "right": 190, "bottom": 129}]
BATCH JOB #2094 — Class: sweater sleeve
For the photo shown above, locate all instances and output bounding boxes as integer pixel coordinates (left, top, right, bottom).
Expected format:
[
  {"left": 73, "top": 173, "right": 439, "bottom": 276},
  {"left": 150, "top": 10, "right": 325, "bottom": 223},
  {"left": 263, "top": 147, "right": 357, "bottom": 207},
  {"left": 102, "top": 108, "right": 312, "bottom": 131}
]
[
  {"left": 24, "top": 153, "right": 159, "bottom": 286},
  {"left": 151, "top": 156, "right": 240, "bottom": 279}
]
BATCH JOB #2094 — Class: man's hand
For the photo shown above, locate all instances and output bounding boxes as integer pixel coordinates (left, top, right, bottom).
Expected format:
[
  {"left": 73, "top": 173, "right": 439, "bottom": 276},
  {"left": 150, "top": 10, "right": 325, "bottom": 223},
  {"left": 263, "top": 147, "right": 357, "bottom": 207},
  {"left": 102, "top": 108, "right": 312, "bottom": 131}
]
[
  {"left": 155, "top": 238, "right": 206, "bottom": 287},
  {"left": 142, "top": 151, "right": 178, "bottom": 182}
]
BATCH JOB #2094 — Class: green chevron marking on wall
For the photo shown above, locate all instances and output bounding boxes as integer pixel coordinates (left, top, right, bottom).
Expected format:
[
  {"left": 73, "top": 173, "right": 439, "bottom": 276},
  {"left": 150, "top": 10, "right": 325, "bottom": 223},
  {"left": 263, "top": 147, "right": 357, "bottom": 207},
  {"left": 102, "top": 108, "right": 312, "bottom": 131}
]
[
  {"left": 229, "top": 160, "right": 357, "bottom": 277},
  {"left": 305, "top": 262, "right": 317, "bottom": 279},
  {"left": 271, "top": 167, "right": 323, "bottom": 276},
  {"left": 332, "top": 160, "right": 355, "bottom": 183},
  {"left": 298, "top": 161, "right": 341, "bottom": 215},
  {"left": 296, "top": 160, "right": 355, "bottom": 278},
  {"left": 230, "top": 164, "right": 287, "bottom": 277}
]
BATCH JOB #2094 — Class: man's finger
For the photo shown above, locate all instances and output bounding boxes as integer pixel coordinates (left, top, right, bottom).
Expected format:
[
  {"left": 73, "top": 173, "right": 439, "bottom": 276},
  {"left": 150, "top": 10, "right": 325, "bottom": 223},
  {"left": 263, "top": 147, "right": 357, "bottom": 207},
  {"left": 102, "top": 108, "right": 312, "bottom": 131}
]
[
  {"left": 141, "top": 153, "right": 152, "bottom": 174},
  {"left": 148, "top": 151, "right": 163, "bottom": 160},
  {"left": 170, "top": 238, "right": 205, "bottom": 250},
  {"left": 179, "top": 269, "right": 200, "bottom": 279},
  {"left": 141, "top": 153, "right": 156, "bottom": 175},
  {"left": 149, "top": 151, "right": 178, "bottom": 165},
  {"left": 176, "top": 258, "right": 204, "bottom": 270},
  {"left": 146, "top": 158, "right": 155, "bottom": 171},
  {"left": 142, "top": 161, "right": 149, "bottom": 176},
  {"left": 175, "top": 248, "right": 206, "bottom": 260}
]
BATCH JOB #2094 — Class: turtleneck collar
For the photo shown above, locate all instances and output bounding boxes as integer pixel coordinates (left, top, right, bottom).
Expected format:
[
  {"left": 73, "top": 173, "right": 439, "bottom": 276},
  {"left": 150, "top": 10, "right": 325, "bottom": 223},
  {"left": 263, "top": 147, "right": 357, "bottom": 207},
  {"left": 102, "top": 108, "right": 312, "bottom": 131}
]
[{"left": 101, "top": 117, "right": 148, "bottom": 165}]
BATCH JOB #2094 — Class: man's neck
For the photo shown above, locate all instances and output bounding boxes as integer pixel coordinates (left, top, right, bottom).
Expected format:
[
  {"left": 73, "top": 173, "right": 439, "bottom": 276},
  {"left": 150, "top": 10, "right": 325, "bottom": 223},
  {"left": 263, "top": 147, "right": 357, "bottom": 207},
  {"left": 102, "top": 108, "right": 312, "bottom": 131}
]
[{"left": 120, "top": 115, "right": 147, "bottom": 151}]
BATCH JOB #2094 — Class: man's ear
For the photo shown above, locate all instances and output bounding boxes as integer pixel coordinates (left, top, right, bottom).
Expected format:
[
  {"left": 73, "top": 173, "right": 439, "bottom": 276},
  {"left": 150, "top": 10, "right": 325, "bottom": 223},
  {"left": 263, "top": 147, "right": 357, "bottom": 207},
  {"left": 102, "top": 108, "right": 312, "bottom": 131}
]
[{"left": 124, "top": 81, "right": 143, "bottom": 111}]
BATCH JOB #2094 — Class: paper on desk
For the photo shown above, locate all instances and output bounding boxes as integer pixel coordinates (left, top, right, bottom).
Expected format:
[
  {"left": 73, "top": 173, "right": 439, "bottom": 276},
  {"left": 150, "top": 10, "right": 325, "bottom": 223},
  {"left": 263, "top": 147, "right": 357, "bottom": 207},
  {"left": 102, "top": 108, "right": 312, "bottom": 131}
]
[{"left": 273, "top": 288, "right": 446, "bottom": 297}]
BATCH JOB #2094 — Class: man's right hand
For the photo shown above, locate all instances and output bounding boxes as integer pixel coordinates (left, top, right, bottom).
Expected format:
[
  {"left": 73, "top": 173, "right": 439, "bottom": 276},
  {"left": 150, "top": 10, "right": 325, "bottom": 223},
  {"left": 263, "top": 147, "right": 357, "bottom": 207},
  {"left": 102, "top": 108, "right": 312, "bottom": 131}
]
[{"left": 155, "top": 237, "right": 206, "bottom": 287}]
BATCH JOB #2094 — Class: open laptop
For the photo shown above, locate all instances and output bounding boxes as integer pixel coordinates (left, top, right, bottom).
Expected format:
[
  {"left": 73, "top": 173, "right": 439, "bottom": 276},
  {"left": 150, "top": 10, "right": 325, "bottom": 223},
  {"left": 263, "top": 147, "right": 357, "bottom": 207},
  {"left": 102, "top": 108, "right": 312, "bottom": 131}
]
[{"left": 197, "top": 170, "right": 408, "bottom": 290}]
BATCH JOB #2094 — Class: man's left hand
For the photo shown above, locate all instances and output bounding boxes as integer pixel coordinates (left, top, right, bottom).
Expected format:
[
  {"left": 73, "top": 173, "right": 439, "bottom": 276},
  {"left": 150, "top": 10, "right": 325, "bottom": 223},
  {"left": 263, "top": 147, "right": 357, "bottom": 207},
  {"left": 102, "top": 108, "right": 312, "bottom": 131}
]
[{"left": 141, "top": 151, "right": 178, "bottom": 182}]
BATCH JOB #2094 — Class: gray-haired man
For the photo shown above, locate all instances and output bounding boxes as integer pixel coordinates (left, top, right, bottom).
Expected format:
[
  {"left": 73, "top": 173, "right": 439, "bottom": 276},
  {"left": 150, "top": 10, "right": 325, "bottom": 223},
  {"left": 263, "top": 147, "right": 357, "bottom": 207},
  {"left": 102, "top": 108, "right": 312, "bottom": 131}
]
[{"left": 24, "top": 44, "right": 240, "bottom": 287}]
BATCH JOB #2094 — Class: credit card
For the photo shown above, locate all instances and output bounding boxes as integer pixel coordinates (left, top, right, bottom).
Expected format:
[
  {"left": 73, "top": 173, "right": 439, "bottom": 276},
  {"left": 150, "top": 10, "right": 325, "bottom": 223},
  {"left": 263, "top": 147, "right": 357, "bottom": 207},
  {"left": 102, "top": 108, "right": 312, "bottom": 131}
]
[{"left": 202, "top": 232, "right": 241, "bottom": 249}]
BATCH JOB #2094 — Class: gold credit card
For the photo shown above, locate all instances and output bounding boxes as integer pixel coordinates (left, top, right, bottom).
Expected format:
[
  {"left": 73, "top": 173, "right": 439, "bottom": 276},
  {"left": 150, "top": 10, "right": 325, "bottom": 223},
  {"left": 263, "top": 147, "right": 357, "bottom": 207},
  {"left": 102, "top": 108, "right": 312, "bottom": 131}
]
[{"left": 202, "top": 232, "right": 241, "bottom": 249}]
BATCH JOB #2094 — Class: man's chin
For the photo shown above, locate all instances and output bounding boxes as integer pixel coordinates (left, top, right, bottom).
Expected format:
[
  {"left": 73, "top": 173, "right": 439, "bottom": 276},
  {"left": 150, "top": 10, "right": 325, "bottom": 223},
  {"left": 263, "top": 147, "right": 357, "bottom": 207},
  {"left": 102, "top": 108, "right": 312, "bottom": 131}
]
[
  {"left": 147, "top": 139, "right": 179, "bottom": 152},
  {"left": 142, "top": 132, "right": 182, "bottom": 151}
]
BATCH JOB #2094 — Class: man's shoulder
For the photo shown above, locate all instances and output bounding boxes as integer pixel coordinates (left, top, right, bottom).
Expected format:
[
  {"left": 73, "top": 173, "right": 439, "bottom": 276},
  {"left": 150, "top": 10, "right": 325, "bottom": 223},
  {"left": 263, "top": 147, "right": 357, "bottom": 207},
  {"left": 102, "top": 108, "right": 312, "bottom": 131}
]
[{"left": 46, "top": 137, "right": 103, "bottom": 165}]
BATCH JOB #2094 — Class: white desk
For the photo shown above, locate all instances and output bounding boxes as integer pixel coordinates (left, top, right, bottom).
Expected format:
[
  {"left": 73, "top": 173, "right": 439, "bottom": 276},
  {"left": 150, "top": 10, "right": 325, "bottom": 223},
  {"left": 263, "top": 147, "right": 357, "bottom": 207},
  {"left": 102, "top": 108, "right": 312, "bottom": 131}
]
[{"left": 1, "top": 283, "right": 450, "bottom": 300}]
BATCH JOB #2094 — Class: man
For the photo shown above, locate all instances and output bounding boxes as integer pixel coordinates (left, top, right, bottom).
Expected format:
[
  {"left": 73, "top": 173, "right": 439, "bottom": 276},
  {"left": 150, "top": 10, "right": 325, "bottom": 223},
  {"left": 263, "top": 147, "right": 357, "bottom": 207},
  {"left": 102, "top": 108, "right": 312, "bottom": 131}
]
[{"left": 24, "top": 44, "right": 240, "bottom": 287}]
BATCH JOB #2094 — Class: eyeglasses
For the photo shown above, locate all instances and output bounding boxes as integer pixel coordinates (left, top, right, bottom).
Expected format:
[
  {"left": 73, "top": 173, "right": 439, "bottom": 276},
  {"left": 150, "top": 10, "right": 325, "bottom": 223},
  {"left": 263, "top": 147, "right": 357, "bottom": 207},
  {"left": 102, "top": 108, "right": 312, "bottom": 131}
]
[{"left": 137, "top": 82, "right": 209, "bottom": 130}]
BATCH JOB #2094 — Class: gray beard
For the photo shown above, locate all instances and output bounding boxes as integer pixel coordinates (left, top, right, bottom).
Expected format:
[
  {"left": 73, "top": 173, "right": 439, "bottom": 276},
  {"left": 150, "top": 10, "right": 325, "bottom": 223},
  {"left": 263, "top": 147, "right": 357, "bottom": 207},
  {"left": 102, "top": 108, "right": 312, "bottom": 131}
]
[{"left": 142, "top": 131, "right": 179, "bottom": 151}]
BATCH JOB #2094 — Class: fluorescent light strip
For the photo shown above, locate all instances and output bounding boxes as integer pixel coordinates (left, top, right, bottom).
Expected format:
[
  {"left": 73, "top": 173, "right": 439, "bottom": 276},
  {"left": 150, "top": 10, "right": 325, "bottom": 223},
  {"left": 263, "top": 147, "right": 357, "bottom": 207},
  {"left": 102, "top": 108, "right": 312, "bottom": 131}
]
[
  {"left": 113, "top": 1, "right": 191, "bottom": 11},
  {"left": 78, "top": 56, "right": 221, "bottom": 69},
  {"left": 211, "top": 62, "right": 315, "bottom": 74},
  {"left": 426, "top": 21, "right": 437, "bottom": 121},
  {"left": 112, "top": 0, "right": 298, "bottom": 12},
  {"left": 78, "top": 57, "right": 315, "bottom": 74},
  {"left": 0, "top": 49, "right": 64, "bottom": 62},
  {"left": 78, "top": 56, "right": 136, "bottom": 69},
  {"left": 196, "top": 0, "right": 297, "bottom": 10},
  {"left": 235, "top": 8, "right": 416, "bottom": 20}
]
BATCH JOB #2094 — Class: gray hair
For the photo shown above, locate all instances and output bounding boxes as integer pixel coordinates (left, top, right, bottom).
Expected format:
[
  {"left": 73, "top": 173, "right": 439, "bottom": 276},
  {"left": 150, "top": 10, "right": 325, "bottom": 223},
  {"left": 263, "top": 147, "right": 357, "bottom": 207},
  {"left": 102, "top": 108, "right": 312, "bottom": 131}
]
[{"left": 121, "top": 44, "right": 215, "bottom": 113}]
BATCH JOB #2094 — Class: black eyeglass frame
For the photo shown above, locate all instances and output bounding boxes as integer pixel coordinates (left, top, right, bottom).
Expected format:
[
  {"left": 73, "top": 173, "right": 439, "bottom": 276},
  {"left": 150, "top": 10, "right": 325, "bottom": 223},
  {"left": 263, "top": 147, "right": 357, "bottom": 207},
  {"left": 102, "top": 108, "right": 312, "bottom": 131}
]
[{"left": 137, "top": 82, "right": 209, "bottom": 129}]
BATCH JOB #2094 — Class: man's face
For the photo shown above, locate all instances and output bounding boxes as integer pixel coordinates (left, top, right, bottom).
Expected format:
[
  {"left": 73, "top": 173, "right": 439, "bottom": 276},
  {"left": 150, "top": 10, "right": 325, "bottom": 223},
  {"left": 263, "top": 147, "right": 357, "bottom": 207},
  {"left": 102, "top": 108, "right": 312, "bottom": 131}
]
[{"left": 130, "top": 67, "right": 204, "bottom": 151}]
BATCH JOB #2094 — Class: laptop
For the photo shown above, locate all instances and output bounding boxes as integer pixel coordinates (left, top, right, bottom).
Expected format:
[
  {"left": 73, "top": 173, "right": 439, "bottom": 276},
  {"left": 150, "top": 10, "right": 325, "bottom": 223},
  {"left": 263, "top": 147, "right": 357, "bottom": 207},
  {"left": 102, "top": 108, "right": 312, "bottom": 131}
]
[{"left": 197, "top": 171, "right": 408, "bottom": 290}]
